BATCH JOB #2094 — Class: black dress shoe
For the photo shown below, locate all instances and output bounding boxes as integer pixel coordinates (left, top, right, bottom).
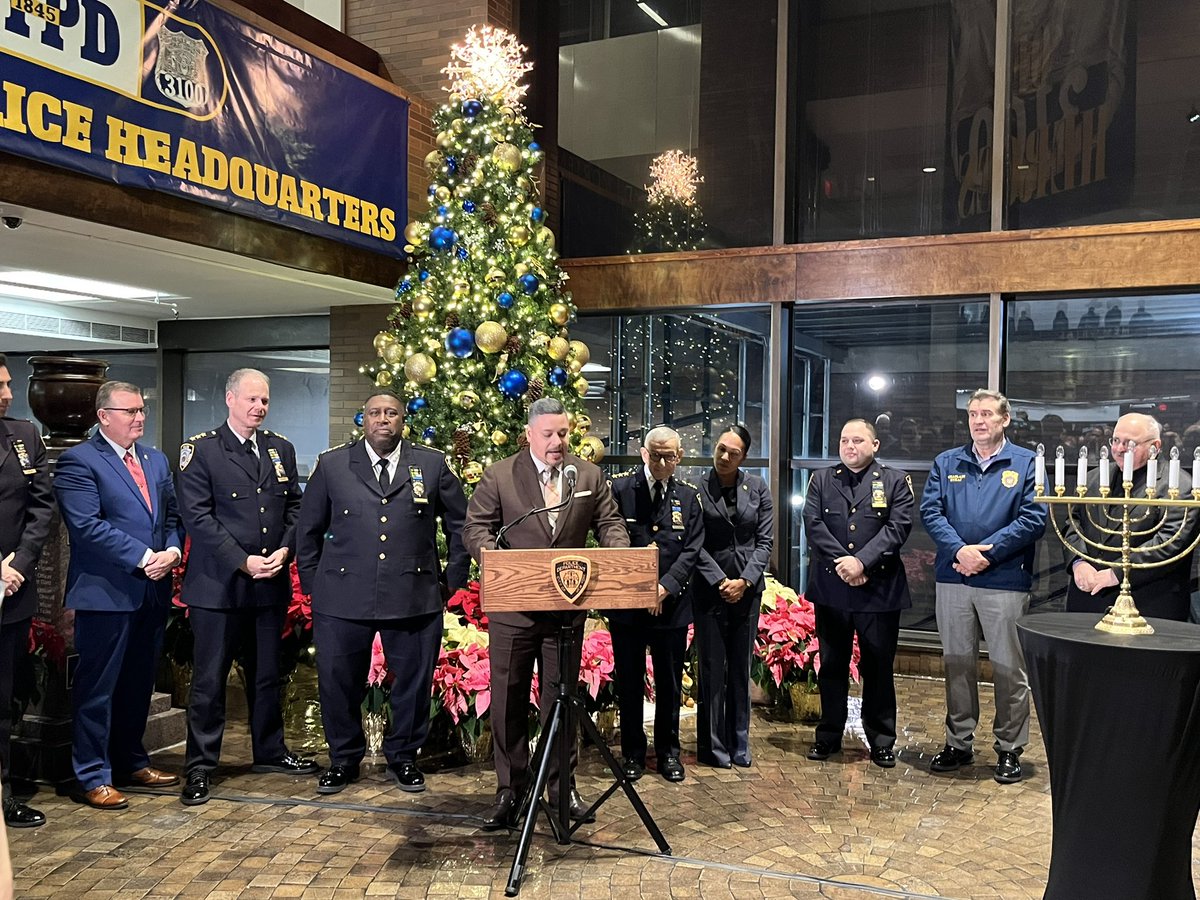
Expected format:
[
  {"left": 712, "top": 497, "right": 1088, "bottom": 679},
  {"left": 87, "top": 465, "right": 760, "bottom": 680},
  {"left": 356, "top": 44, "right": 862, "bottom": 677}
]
[
  {"left": 180, "top": 770, "right": 210, "bottom": 807},
  {"left": 930, "top": 744, "right": 974, "bottom": 772},
  {"left": 732, "top": 754, "right": 752, "bottom": 768},
  {"left": 552, "top": 788, "right": 596, "bottom": 823},
  {"left": 697, "top": 753, "right": 732, "bottom": 769},
  {"left": 870, "top": 745, "right": 897, "bottom": 769},
  {"left": 658, "top": 755, "right": 685, "bottom": 783},
  {"left": 316, "top": 764, "right": 360, "bottom": 795},
  {"left": 994, "top": 750, "right": 1023, "bottom": 784},
  {"left": 481, "top": 788, "right": 517, "bottom": 831},
  {"left": 252, "top": 752, "right": 320, "bottom": 775},
  {"left": 621, "top": 757, "right": 645, "bottom": 781},
  {"left": 389, "top": 761, "right": 426, "bottom": 793},
  {"left": 807, "top": 740, "right": 842, "bottom": 761},
  {"left": 3, "top": 797, "right": 45, "bottom": 828}
]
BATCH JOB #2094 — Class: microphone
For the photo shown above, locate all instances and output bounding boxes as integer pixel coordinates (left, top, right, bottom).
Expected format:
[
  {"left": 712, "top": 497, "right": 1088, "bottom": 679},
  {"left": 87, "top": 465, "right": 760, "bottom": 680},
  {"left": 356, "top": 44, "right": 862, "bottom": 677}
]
[
  {"left": 563, "top": 464, "right": 578, "bottom": 493},
  {"left": 495, "top": 464, "right": 578, "bottom": 549}
]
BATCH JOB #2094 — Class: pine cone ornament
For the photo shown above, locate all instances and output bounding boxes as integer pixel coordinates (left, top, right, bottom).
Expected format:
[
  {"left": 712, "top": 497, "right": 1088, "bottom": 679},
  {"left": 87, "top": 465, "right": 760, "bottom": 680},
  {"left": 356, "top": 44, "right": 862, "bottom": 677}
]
[
  {"left": 527, "top": 378, "right": 544, "bottom": 401},
  {"left": 480, "top": 201, "right": 498, "bottom": 225},
  {"left": 444, "top": 311, "right": 460, "bottom": 328},
  {"left": 395, "top": 302, "right": 414, "bottom": 320},
  {"left": 505, "top": 336, "right": 522, "bottom": 355},
  {"left": 454, "top": 426, "right": 471, "bottom": 460}
]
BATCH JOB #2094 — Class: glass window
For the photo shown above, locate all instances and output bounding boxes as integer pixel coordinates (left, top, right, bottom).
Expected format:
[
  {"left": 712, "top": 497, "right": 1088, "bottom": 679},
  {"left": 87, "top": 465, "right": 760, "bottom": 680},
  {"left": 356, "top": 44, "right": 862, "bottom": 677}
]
[
  {"left": 555, "top": 1, "right": 777, "bottom": 256},
  {"left": 1006, "top": 0, "right": 1200, "bottom": 228},
  {"left": 1005, "top": 291, "right": 1200, "bottom": 617},
  {"left": 182, "top": 351, "right": 329, "bottom": 478},
  {"left": 790, "top": 298, "right": 989, "bottom": 631},
  {"left": 789, "top": 1, "right": 994, "bottom": 242}
]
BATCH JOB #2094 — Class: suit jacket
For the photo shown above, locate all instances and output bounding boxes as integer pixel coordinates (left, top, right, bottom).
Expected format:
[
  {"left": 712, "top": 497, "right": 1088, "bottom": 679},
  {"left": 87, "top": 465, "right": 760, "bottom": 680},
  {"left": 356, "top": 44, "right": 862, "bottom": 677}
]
[
  {"left": 605, "top": 468, "right": 704, "bottom": 630},
  {"left": 176, "top": 423, "right": 303, "bottom": 609},
  {"left": 802, "top": 461, "right": 913, "bottom": 612},
  {"left": 462, "top": 450, "right": 630, "bottom": 628},
  {"left": 296, "top": 439, "right": 470, "bottom": 621},
  {"left": 695, "top": 469, "right": 774, "bottom": 617},
  {"left": 1066, "top": 463, "right": 1197, "bottom": 619},
  {"left": 0, "top": 418, "right": 54, "bottom": 623},
  {"left": 54, "top": 431, "right": 184, "bottom": 612}
]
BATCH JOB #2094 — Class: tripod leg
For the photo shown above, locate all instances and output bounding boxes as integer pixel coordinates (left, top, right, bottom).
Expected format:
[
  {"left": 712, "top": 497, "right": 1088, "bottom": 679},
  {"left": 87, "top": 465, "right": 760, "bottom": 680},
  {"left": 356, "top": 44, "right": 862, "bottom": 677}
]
[
  {"left": 506, "top": 698, "right": 566, "bottom": 896},
  {"left": 575, "top": 698, "right": 673, "bottom": 855}
]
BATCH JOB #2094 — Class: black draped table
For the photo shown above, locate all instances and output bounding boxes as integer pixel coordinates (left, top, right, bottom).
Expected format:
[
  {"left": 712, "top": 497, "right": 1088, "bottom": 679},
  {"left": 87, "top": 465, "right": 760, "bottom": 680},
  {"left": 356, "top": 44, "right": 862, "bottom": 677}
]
[{"left": 1018, "top": 612, "right": 1200, "bottom": 900}]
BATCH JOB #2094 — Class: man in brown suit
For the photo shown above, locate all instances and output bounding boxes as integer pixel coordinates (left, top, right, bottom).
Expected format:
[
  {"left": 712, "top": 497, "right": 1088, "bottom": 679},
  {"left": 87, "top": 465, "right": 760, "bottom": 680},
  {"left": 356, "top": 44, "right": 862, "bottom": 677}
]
[{"left": 463, "top": 398, "right": 629, "bottom": 830}]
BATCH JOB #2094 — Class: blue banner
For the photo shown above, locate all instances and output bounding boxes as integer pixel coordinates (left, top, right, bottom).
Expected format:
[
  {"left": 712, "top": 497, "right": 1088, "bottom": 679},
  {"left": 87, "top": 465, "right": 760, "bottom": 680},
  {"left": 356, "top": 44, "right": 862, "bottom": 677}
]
[{"left": 0, "top": 0, "right": 407, "bottom": 255}]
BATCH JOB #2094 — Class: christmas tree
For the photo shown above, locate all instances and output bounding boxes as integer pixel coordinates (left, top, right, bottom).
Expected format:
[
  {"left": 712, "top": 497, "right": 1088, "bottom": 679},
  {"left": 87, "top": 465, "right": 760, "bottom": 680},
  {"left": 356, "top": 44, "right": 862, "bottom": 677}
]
[
  {"left": 631, "top": 150, "right": 706, "bottom": 253},
  {"left": 361, "top": 26, "right": 604, "bottom": 486}
]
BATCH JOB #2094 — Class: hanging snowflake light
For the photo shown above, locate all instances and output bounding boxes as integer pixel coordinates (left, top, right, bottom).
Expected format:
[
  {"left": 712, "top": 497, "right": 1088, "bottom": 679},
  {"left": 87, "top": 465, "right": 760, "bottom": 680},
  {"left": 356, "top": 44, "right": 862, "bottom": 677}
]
[
  {"left": 646, "top": 150, "right": 703, "bottom": 207},
  {"left": 442, "top": 24, "right": 534, "bottom": 109}
]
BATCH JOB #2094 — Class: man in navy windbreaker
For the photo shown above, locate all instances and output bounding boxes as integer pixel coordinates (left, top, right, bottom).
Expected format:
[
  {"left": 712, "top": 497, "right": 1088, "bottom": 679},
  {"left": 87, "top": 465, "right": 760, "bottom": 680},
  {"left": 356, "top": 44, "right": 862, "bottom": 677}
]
[{"left": 920, "top": 389, "right": 1046, "bottom": 785}]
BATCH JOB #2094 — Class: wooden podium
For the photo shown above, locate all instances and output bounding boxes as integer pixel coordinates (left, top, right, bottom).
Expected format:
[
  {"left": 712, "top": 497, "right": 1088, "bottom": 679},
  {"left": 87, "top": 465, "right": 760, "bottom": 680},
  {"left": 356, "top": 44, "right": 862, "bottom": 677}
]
[{"left": 479, "top": 546, "right": 671, "bottom": 896}]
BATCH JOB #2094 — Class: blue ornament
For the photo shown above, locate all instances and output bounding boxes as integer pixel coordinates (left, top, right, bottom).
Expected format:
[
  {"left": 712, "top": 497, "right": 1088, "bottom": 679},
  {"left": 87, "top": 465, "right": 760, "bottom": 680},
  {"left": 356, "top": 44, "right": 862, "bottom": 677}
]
[
  {"left": 427, "top": 185, "right": 437, "bottom": 197},
  {"left": 529, "top": 142, "right": 541, "bottom": 153},
  {"left": 463, "top": 200, "right": 476, "bottom": 213},
  {"left": 437, "top": 205, "right": 448, "bottom": 216},
  {"left": 429, "top": 226, "right": 456, "bottom": 251},
  {"left": 456, "top": 246, "right": 469, "bottom": 260},
  {"left": 446, "top": 157, "right": 458, "bottom": 174},
  {"left": 419, "top": 269, "right": 431, "bottom": 282},
  {"left": 445, "top": 327, "right": 476, "bottom": 358},
  {"left": 531, "top": 207, "right": 545, "bottom": 224},
  {"left": 396, "top": 280, "right": 412, "bottom": 296},
  {"left": 462, "top": 99, "right": 483, "bottom": 118},
  {"left": 499, "top": 369, "right": 529, "bottom": 399},
  {"left": 519, "top": 273, "right": 540, "bottom": 295},
  {"left": 406, "top": 397, "right": 428, "bottom": 414},
  {"left": 422, "top": 426, "right": 437, "bottom": 442},
  {"left": 497, "top": 291, "right": 515, "bottom": 309},
  {"left": 354, "top": 412, "right": 364, "bottom": 427},
  {"left": 548, "top": 366, "right": 569, "bottom": 387}
]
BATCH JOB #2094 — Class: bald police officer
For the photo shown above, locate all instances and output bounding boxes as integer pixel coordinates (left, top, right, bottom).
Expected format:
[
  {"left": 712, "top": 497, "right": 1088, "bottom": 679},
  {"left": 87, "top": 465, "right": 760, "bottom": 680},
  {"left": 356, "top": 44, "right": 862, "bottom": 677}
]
[
  {"left": 297, "top": 391, "right": 470, "bottom": 795},
  {"left": 803, "top": 418, "right": 914, "bottom": 768}
]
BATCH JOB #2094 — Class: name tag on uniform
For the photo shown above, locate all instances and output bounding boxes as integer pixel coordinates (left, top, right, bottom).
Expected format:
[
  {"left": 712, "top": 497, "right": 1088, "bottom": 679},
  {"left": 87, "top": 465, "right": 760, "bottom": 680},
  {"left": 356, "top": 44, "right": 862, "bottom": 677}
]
[
  {"left": 12, "top": 440, "right": 35, "bottom": 475},
  {"left": 266, "top": 447, "right": 289, "bottom": 482},
  {"left": 871, "top": 480, "right": 887, "bottom": 509},
  {"left": 670, "top": 496, "right": 685, "bottom": 530},
  {"left": 948, "top": 474, "right": 966, "bottom": 482},
  {"left": 409, "top": 466, "right": 429, "bottom": 504}
]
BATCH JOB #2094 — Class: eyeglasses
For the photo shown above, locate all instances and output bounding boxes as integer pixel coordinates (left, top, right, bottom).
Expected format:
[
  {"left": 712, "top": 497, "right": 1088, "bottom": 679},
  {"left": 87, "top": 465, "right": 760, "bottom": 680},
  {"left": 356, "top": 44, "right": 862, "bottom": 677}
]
[
  {"left": 647, "top": 452, "right": 679, "bottom": 464},
  {"left": 1109, "top": 437, "right": 1150, "bottom": 451},
  {"left": 102, "top": 407, "right": 146, "bottom": 417}
]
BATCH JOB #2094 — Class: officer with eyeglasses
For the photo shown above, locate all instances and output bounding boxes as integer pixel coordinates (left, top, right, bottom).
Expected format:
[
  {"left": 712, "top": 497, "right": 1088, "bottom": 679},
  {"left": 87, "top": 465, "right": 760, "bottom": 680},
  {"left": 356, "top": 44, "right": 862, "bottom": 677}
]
[{"left": 1066, "top": 413, "right": 1197, "bottom": 621}]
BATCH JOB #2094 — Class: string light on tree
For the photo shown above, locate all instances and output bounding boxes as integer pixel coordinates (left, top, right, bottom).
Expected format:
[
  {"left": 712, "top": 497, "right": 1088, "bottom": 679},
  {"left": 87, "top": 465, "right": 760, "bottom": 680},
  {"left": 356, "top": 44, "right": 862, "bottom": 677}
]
[{"left": 632, "top": 149, "right": 707, "bottom": 254}]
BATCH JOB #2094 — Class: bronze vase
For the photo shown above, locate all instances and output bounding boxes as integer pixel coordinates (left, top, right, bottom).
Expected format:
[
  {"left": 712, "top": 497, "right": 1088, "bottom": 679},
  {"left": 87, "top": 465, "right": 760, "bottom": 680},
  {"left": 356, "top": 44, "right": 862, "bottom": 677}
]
[{"left": 26, "top": 356, "right": 109, "bottom": 448}]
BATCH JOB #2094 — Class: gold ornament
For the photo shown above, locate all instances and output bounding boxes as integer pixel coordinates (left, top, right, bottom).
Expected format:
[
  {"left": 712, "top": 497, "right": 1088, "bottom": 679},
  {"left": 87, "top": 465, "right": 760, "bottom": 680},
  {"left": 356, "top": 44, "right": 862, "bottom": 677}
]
[
  {"left": 547, "top": 336, "right": 570, "bottom": 361},
  {"left": 462, "top": 460, "right": 484, "bottom": 484},
  {"left": 373, "top": 331, "right": 393, "bottom": 355},
  {"left": 578, "top": 435, "right": 605, "bottom": 462},
  {"left": 424, "top": 150, "right": 442, "bottom": 171},
  {"left": 454, "top": 183, "right": 472, "bottom": 198},
  {"left": 413, "top": 296, "right": 434, "bottom": 317},
  {"left": 517, "top": 176, "right": 532, "bottom": 194},
  {"left": 404, "top": 353, "right": 437, "bottom": 384},
  {"left": 514, "top": 262, "right": 530, "bottom": 278},
  {"left": 492, "top": 142, "right": 522, "bottom": 172},
  {"left": 508, "top": 225, "right": 530, "bottom": 246},
  {"left": 435, "top": 185, "right": 452, "bottom": 203},
  {"left": 452, "top": 280, "right": 470, "bottom": 298},
  {"left": 449, "top": 93, "right": 462, "bottom": 105},
  {"left": 549, "top": 303, "right": 570, "bottom": 327},
  {"left": 475, "top": 321, "right": 508, "bottom": 354},
  {"left": 486, "top": 267, "right": 506, "bottom": 284},
  {"left": 529, "top": 332, "right": 550, "bottom": 352},
  {"left": 568, "top": 340, "right": 590, "bottom": 366},
  {"left": 535, "top": 227, "right": 555, "bottom": 249},
  {"left": 436, "top": 131, "right": 453, "bottom": 149},
  {"left": 573, "top": 376, "right": 590, "bottom": 397},
  {"left": 402, "top": 424, "right": 411, "bottom": 439},
  {"left": 404, "top": 220, "right": 424, "bottom": 244},
  {"left": 456, "top": 389, "right": 481, "bottom": 409},
  {"left": 492, "top": 430, "right": 509, "bottom": 446},
  {"left": 451, "top": 118, "right": 465, "bottom": 133},
  {"left": 403, "top": 244, "right": 415, "bottom": 254},
  {"left": 375, "top": 369, "right": 394, "bottom": 388},
  {"left": 574, "top": 413, "right": 592, "bottom": 434},
  {"left": 383, "top": 343, "right": 404, "bottom": 365},
  {"left": 567, "top": 359, "right": 583, "bottom": 375},
  {"left": 501, "top": 106, "right": 515, "bottom": 121}
]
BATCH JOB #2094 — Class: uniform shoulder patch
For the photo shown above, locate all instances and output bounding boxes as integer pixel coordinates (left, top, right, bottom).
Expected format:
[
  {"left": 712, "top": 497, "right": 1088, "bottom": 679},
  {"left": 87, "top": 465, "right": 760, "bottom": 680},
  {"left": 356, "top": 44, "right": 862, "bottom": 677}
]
[
  {"left": 179, "top": 443, "right": 195, "bottom": 470},
  {"left": 263, "top": 429, "right": 288, "bottom": 441},
  {"left": 319, "top": 441, "right": 350, "bottom": 457},
  {"left": 611, "top": 468, "right": 636, "bottom": 479},
  {"left": 676, "top": 478, "right": 699, "bottom": 490}
]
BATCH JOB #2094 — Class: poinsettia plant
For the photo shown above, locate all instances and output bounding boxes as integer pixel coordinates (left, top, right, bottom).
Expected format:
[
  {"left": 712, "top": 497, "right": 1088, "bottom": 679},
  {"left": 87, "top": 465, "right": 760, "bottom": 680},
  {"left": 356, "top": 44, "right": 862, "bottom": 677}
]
[{"left": 752, "top": 575, "right": 860, "bottom": 695}]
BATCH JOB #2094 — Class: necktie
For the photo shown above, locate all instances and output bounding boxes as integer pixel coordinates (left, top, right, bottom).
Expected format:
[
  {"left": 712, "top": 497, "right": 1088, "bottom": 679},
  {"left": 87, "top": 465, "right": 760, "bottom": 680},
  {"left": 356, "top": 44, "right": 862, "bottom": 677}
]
[
  {"left": 652, "top": 481, "right": 664, "bottom": 511},
  {"left": 247, "top": 439, "right": 263, "bottom": 478},
  {"left": 124, "top": 450, "right": 153, "bottom": 512},
  {"left": 378, "top": 458, "right": 391, "bottom": 492},
  {"left": 544, "top": 467, "right": 560, "bottom": 532}
]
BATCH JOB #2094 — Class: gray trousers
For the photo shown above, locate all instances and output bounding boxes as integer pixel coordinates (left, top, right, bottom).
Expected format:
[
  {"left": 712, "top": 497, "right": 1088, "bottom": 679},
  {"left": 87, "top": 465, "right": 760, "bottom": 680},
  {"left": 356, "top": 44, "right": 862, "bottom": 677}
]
[{"left": 934, "top": 583, "right": 1030, "bottom": 754}]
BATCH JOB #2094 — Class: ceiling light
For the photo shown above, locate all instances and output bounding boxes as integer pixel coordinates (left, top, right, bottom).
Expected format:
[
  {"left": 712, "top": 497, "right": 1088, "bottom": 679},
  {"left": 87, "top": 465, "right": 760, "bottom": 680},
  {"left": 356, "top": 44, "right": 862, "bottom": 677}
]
[
  {"left": 867, "top": 374, "right": 889, "bottom": 392},
  {"left": 637, "top": 2, "right": 668, "bottom": 27},
  {"left": 0, "top": 269, "right": 157, "bottom": 300},
  {"left": 0, "top": 284, "right": 98, "bottom": 303}
]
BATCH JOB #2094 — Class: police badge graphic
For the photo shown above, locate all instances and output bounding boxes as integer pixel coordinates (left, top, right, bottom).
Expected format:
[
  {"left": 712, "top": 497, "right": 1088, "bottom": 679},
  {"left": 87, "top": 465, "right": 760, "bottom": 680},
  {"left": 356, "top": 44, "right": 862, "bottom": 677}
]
[
  {"left": 155, "top": 28, "right": 211, "bottom": 110},
  {"left": 551, "top": 555, "right": 592, "bottom": 604}
]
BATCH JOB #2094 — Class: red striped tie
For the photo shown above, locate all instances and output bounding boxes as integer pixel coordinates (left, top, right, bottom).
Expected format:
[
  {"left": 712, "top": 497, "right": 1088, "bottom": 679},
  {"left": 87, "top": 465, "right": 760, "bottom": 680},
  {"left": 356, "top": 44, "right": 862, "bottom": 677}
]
[{"left": 124, "top": 451, "right": 153, "bottom": 512}]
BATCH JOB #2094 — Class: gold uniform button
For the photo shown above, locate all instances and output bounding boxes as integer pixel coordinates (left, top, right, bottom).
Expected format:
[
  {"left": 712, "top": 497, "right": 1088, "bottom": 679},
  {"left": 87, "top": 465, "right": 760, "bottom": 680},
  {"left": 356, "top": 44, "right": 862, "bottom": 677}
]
[
  {"left": 231, "top": 492, "right": 238, "bottom": 498},
  {"left": 260, "top": 507, "right": 266, "bottom": 513},
  {"left": 380, "top": 516, "right": 388, "bottom": 523},
  {"left": 850, "top": 507, "right": 856, "bottom": 514},
  {"left": 262, "top": 527, "right": 268, "bottom": 534},
  {"left": 257, "top": 488, "right": 263, "bottom": 494},
  {"left": 344, "top": 509, "right": 350, "bottom": 515},
  {"left": 849, "top": 524, "right": 857, "bottom": 532},
  {"left": 339, "top": 567, "right": 345, "bottom": 574},
  {"left": 652, "top": 525, "right": 659, "bottom": 532},
  {"left": 380, "top": 534, "right": 387, "bottom": 542},
  {"left": 261, "top": 547, "right": 268, "bottom": 554},
  {"left": 379, "top": 552, "right": 386, "bottom": 560},
  {"left": 848, "top": 542, "right": 855, "bottom": 550},
  {"left": 416, "top": 567, "right": 422, "bottom": 574},
  {"left": 381, "top": 498, "right": 388, "bottom": 505}
]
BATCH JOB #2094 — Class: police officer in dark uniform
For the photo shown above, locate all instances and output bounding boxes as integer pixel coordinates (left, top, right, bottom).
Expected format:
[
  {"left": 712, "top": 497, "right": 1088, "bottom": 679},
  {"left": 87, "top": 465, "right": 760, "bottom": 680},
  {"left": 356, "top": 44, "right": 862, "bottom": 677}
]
[
  {"left": 176, "top": 368, "right": 318, "bottom": 806},
  {"left": 607, "top": 426, "right": 704, "bottom": 783},
  {"left": 0, "top": 355, "right": 53, "bottom": 827},
  {"left": 802, "top": 418, "right": 913, "bottom": 768},
  {"left": 297, "top": 390, "right": 470, "bottom": 795}
]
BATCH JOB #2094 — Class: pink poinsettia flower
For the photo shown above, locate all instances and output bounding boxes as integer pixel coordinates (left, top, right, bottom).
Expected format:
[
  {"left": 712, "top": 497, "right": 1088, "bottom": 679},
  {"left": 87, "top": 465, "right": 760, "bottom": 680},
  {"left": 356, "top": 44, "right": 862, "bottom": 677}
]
[{"left": 368, "top": 632, "right": 388, "bottom": 687}]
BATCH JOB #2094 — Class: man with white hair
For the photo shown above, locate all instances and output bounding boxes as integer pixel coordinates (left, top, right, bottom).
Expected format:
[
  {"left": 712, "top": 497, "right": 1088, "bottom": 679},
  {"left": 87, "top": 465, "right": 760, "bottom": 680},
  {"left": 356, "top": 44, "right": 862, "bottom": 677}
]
[
  {"left": 1066, "top": 412, "right": 1197, "bottom": 621},
  {"left": 607, "top": 426, "right": 704, "bottom": 783}
]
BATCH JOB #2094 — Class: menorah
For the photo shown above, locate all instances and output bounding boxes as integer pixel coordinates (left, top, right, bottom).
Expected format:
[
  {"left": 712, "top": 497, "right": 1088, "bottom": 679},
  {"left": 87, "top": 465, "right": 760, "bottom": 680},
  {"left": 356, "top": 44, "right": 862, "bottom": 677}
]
[{"left": 1034, "top": 442, "right": 1200, "bottom": 635}]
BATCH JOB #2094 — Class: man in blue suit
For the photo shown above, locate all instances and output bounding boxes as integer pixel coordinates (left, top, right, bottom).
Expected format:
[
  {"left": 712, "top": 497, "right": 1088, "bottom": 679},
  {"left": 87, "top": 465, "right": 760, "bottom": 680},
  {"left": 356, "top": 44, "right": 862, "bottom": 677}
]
[{"left": 54, "top": 381, "right": 185, "bottom": 810}]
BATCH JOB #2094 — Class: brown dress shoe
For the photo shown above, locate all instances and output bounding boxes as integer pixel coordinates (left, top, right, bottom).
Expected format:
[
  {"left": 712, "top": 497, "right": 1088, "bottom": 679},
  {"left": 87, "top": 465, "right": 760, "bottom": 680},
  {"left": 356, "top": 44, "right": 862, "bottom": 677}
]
[
  {"left": 76, "top": 785, "right": 128, "bottom": 810},
  {"left": 124, "top": 767, "right": 180, "bottom": 787}
]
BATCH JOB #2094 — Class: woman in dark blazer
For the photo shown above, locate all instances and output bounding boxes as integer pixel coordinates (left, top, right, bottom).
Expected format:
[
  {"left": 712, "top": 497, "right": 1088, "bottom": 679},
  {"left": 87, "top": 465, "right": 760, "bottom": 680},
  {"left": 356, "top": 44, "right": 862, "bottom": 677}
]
[{"left": 693, "top": 425, "right": 774, "bottom": 768}]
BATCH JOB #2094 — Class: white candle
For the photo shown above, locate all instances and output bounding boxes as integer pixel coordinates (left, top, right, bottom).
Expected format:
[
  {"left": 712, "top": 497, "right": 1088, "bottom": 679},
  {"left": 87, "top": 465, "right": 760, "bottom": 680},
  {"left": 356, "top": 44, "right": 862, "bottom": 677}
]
[
  {"left": 1077, "top": 447, "right": 1088, "bottom": 489},
  {"left": 1124, "top": 450, "right": 1134, "bottom": 483},
  {"left": 1192, "top": 449, "right": 1200, "bottom": 489},
  {"left": 1035, "top": 445, "right": 1045, "bottom": 489},
  {"left": 1099, "top": 450, "right": 1110, "bottom": 489},
  {"left": 1169, "top": 449, "right": 1180, "bottom": 491},
  {"left": 1146, "top": 453, "right": 1157, "bottom": 490},
  {"left": 1054, "top": 448, "right": 1065, "bottom": 489}
]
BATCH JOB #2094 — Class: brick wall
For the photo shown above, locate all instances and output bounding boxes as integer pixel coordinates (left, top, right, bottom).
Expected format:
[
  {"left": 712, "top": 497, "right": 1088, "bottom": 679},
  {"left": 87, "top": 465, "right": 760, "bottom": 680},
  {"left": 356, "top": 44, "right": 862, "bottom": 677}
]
[{"left": 329, "top": 304, "right": 392, "bottom": 444}]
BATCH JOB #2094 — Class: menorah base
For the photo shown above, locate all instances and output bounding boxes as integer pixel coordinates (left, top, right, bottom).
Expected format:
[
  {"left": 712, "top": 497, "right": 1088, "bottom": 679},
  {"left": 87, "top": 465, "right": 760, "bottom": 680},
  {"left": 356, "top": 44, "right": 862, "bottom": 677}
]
[{"left": 1095, "top": 601, "right": 1156, "bottom": 636}]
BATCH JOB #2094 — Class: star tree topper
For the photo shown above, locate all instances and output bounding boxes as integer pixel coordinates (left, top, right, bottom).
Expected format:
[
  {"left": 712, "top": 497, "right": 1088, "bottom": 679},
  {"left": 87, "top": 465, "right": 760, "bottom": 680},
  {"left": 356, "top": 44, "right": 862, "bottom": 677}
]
[{"left": 441, "top": 24, "right": 534, "bottom": 109}]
